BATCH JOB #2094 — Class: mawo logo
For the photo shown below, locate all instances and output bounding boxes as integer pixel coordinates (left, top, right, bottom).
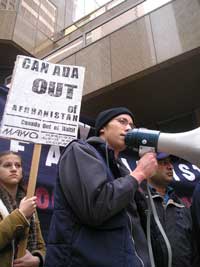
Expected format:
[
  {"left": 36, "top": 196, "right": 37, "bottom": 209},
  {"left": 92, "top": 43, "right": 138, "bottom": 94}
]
[{"left": 2, "top": 127, "right": 38, "bottom": 139}]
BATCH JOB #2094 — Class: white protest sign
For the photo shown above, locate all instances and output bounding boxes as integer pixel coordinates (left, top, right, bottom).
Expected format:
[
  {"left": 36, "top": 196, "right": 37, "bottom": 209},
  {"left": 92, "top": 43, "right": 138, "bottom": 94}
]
[{"left": 0, "top": 55, "right": 85, "bottom": 146}]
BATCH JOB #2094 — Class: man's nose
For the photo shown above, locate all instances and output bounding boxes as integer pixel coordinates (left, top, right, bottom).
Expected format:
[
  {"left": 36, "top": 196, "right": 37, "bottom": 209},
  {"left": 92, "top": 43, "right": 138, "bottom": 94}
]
[
  {"left": 167, "top": 163, "right": 173, "bottom": 169},
  {"left": 125, "top": 124, "right": 132, "bottom": 131}
]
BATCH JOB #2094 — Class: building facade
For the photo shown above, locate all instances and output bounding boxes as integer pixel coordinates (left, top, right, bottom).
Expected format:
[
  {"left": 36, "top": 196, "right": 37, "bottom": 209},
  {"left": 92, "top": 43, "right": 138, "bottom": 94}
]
[{"left": 1, "top": 0, "right": 200, "bottom": 132}]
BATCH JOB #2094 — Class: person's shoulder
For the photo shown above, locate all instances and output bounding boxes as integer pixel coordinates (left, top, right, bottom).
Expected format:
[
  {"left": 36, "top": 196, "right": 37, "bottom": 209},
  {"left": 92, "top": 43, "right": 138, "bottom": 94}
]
[
  {"left": 191, "top": 182, "right": 200, "bottom": 207},
  {"left": 63, "top": 139, "right": 86, "bottom": 151},
  {"left": 60, "top": 139, "right": 94, "bottom": 158},
  {"left": 67, "top": 136, "right": 104, "bottom": 152},
  {"left": 194, "top": 181, "right": 200, "bottom": 194}
]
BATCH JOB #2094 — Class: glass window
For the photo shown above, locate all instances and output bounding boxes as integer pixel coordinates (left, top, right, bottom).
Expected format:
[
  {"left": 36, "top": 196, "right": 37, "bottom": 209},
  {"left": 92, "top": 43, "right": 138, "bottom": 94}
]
[
  {"left": 45, "top": 37, "right": 83, "bottom": 63},
  {"left": 74, "top": 0, "right": 111, "bottom": 22},
  {"left": 86, "top": 0, "right": 173, "bottom": 45},
  {"left": 0, "top": 0, "right": 17, "bottom": 10},
  {"left": 19, "top": 0, "right": 56, "bottom": 35}
]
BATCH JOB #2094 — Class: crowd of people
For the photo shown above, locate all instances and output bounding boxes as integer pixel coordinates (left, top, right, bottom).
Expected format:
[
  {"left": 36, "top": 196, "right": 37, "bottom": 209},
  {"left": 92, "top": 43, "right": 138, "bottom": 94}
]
[{"left": 0, "top": 107, "right": 200, "bottom": 267}]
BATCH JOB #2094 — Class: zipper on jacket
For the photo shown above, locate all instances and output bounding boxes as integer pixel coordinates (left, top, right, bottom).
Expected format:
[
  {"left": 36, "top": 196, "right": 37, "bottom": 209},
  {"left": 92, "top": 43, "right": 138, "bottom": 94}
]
[
  {"left": 11, "top": 240, "right": 15, "bottom": 266},
  {"left": 127, "top": 212, "right": 144, "bottom": 267}
]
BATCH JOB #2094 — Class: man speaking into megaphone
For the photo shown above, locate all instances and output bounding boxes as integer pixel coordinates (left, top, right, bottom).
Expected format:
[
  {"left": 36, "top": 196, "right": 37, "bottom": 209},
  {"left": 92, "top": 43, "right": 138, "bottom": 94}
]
[{"left": 45, "top": 107, "right": 158, "bottom": 267}]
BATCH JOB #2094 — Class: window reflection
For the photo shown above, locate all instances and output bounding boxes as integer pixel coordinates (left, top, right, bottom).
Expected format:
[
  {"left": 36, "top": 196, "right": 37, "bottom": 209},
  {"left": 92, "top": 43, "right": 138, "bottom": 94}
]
[
  {"left": 45, "top": 37, "right": 83, "bottom": 63},
  {"left": 86, "top": 0, "right": 173, "bottom": 44},
  {"left": 19, "top": 0, "right": 56, "bottom": 36},
  {"left": 44, "top": 0, "right": 173, "bottom": 62},
  {"left": 74, "top": 0, "right": 110, "bottom": 22},
  {"left": 0, "top": 0, "right": 17, "bottom": 10}
]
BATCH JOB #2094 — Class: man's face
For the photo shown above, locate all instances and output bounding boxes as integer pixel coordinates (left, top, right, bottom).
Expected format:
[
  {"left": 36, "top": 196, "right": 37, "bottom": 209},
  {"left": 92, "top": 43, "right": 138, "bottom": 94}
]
[
  {"left": 100, "top": 114, "right": 134, "bottom": 153},
  {"left": 149, "top": 158, "right": 173, "bottom": 187}
]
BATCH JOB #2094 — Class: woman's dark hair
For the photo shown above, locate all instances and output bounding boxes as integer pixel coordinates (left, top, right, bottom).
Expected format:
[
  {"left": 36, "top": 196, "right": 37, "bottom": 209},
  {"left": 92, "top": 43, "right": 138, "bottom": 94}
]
[{"left": 0, "top": 150, "right": 25, "bottom": 192}]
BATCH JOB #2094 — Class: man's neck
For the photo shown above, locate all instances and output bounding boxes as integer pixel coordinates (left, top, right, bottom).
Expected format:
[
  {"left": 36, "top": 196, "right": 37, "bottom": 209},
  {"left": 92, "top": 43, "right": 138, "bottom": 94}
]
[
  {"left": 148, "top": 182, "right": 167, "bottom": 196},
  {"left": 154, "top": 186, "right": 166, "bottom": 197},
  {"left": 99, "top": 135, "right": 119, "bottom": 159}
]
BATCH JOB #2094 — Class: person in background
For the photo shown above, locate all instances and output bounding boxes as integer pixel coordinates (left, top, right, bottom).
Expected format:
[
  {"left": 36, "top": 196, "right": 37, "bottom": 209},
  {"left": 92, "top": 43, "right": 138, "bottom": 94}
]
[
  {"left": 45, "top": 107, "right": 158, "bottom": 267},
  {"left": 0, "top": 150, "right": 46, "bottom": 267},
  {"left": 191, "top": 181, "right": 200, "bottom": 267},
  {"left": 141, "top": 152, "right": 195, "bottom": 267}
]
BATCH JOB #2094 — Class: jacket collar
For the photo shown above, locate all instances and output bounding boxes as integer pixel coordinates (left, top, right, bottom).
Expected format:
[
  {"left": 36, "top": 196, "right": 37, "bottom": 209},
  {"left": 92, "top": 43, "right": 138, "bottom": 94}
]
[
  {"left": 0, "top": 198, "right": 9, "bottom": 218},
  {"left": 148, "top": 184, "right": 184, "bottom": 207}
]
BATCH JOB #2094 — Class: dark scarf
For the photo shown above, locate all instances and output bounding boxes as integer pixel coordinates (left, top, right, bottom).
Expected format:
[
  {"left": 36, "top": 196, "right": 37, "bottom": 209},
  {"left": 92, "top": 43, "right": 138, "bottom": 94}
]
[{"left": 0, "top": 186, "right": 38, "bottom": 253}]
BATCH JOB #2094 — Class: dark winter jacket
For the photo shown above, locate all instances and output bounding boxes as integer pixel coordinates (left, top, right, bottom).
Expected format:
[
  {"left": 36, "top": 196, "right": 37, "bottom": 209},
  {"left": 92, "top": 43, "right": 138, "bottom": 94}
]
[
  {"left": 191, "top": 182, "right": 200, "bottom": 267},
  {"left": 45, "top": 137, "right": 150, "bottom": 267},
  {"left": 138, "top": 185, "right": 194, "bottom": 267}
]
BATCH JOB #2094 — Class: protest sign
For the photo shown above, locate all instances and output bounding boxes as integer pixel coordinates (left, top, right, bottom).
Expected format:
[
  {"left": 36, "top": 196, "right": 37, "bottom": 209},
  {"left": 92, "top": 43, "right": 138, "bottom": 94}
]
[
  {"left": 0, "top": 56, "right": 85, "bottom": 256},
  {"left": 0, "top": 55, "right": 85, "bottom": 146}
]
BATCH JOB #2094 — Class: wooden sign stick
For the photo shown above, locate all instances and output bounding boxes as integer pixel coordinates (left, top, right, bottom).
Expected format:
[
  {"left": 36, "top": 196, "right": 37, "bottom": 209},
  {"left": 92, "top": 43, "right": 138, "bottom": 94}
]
[{"left": 17, "top": 143, "right": 42, "bottom": 258}]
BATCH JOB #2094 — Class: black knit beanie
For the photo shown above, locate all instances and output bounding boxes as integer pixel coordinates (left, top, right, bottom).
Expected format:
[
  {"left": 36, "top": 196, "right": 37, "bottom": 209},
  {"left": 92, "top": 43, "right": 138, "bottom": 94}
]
[{"left": 95, "top": 107, "right": 134, "bottom": 136}]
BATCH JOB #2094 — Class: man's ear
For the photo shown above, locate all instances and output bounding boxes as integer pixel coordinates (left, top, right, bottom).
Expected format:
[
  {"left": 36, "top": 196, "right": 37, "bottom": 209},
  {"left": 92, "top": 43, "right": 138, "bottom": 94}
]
[{"left": 99, "top": 128, "right": 104, "bottom": 134}]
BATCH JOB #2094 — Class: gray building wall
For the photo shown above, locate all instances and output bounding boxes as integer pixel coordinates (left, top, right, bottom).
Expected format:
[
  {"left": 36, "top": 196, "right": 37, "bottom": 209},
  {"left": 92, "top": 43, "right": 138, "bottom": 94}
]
[{"left": 1, "top": 0, "right": 200, "bottom": 131}]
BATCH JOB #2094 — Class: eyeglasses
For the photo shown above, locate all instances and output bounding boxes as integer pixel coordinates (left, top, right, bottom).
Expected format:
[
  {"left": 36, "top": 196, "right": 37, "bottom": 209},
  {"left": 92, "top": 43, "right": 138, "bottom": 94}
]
[{"left": 115, "top": 118, "right": 135, "bottom": 129}]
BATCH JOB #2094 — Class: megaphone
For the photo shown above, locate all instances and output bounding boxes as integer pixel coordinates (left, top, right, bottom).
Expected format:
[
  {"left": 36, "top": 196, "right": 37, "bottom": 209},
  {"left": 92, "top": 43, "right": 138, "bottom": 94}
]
[{"left": 125, "top": 127, "right": 200, "bottom": 167}]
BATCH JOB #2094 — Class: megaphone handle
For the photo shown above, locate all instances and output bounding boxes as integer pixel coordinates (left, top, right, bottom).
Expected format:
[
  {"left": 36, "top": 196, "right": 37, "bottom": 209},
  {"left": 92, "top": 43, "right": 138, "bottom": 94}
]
[{"left": 139, "top": 146, "right": 156, "bottom": 157}]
